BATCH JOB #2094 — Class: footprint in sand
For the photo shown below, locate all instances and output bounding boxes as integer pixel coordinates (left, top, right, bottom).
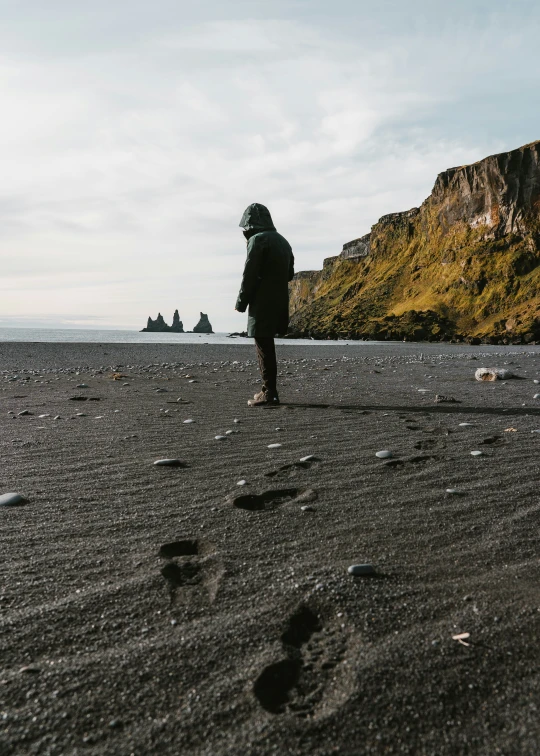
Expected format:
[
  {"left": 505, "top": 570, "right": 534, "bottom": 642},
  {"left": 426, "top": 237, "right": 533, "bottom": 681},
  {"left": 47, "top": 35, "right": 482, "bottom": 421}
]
[
  {"left": 384, "top": 453, "right": 442, "bottom": 469},
  {"left": 231, "top": 488, "right": 300, "bottom": 511},
  {"left": 265, "top": 456, "right": 320, "bottom": 479},
  {"left": 158, "top": 538, "right": 223, "bottom": 603},
  {"left": 253, "top": 604, "right": 349, "bottom": 718}
]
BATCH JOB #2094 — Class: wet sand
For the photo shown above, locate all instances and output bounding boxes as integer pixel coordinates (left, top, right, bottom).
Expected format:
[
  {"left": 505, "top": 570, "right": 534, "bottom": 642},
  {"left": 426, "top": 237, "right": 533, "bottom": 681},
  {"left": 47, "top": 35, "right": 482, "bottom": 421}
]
[{"left": 1, "top": 342, "right": 540, "bottom": 755}]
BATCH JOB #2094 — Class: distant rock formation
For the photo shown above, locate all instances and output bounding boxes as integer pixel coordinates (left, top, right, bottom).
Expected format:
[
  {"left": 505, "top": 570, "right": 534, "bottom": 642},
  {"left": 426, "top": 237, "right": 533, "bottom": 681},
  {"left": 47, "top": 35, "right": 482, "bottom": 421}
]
[
  {"left": 193, "top": 313, "right": 213, "bottom": 333},
  {"left": 289, "top": 140, "right": 540, "bottom": 343},
  {"left": 141, "top": 310, "right": 184, "bottom": 333}
]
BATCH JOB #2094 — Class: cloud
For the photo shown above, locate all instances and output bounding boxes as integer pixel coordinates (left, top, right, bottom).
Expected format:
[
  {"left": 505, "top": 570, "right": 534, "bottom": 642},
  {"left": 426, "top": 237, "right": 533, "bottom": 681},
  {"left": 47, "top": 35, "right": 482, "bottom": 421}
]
[{"left": 0, "top": 3, "right": 539, "bottom": 330}]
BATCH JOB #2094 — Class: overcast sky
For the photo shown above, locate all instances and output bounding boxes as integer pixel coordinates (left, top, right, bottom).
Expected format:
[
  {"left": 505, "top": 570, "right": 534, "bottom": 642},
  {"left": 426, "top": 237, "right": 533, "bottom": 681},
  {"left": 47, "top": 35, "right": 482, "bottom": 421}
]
[{"left": 1, "top": 0, "right": 539, "bottom": 331}]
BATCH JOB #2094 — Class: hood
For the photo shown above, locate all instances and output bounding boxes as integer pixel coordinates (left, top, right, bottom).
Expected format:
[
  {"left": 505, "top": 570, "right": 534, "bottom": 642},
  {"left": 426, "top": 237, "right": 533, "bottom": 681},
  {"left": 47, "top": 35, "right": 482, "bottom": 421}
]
[{"left": 239, "top": 203, "right": 275, "bottom": 233}]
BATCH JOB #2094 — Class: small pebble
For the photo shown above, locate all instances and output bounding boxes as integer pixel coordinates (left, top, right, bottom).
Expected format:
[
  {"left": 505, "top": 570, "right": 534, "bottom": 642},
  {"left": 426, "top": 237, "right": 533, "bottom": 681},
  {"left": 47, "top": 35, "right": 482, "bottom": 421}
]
[
  {"left": 183, "top": 419, "right": 195, "bottom": 424},
  {"left": 38, "top": 414, "right": 50, "bottom": 418},
  {"left": 459, "top": 422, "right": 474, "bottom": 427},
  {"left": 533, "top": 380, "right": 539, "bottom": 384},
  {"left": 375, "top": 450, "right": 392, "bottom": 459},
  {"left": 348, "top": 564, "right": 375, "bottom": 577},
  {"left": 237, "top": 480, "right": 247, "bottom": 486},
  {"left": 154, "top": 459, "right": 184, "bottom": 467},
  {"left": 155, "top": 388, "right": 167, "bottom": 393},
  {"left": 233, "top": 419, "right": 241, "bottom": 424},
  {"left": 534, "top": 394, "right": 540, "bottom": 399},
  {"left": 268, "top": 443, "right": 282, "bottom": 449},
  {"left": 76, "top": 412, "right": 87, "bottom": 417},
  {"left": 18, "top": 410, "right": 33, "bottom": 416},
  {"left": 54, "top": 415, "right": 61, "bottom": 420},
  {"left": 470, "top": 450, "right": 483, "bottom": 457},
  {"left": 215, "top": 435, "right": 227, "bottom": 440},
  {"left": 446, "top": 488, "right": 461, "bottom": 495},
  {"left": 299, "top": 455, "right": 316, "bottom": 463},
  {"left": 0, "top": 492, "right": 29, "bottom": 507},
  {"left": 300, "top": 505, "right": 315, "bottom": 512}
]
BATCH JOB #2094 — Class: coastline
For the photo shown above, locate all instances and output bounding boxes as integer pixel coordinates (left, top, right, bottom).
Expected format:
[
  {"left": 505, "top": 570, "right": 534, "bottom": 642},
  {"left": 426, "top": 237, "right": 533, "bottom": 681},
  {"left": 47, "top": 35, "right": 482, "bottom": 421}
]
[{"left": 1, "top": 342, "right": 539, "bottom": 754}]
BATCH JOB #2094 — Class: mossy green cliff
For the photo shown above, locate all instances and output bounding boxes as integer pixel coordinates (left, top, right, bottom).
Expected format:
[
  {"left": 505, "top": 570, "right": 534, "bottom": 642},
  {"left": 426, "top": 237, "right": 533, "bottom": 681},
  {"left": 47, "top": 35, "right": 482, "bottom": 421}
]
[{"left": 289, "top": 141, "right": 540, "bottom": 343}]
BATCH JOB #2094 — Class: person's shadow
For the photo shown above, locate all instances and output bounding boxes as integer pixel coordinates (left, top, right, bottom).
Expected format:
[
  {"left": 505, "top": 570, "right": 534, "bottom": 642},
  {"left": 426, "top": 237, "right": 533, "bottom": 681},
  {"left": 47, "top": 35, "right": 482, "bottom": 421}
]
[{"left": 282, "top": 402, "right": 540, "bottom": 417}]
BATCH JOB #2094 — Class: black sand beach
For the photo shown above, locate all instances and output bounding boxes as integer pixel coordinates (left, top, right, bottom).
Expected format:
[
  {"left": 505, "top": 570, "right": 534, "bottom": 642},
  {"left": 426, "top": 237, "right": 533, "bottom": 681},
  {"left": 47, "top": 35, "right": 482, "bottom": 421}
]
[{"left": 1, "top": 342, "right": 540, "bottom": 755}]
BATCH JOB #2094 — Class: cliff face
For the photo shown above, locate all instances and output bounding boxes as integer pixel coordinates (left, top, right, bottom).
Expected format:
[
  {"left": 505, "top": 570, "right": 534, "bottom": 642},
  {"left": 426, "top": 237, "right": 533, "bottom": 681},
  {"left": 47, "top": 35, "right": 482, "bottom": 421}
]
[{"left": 289, "top": 140, "right": 540, "bottom": 343}]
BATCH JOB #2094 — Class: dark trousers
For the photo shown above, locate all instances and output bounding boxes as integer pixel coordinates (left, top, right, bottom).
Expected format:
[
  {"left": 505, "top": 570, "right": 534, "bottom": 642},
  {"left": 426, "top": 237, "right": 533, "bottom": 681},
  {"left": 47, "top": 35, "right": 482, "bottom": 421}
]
[{"left": 255, "top": 337, "right": 278, "bottom": 396}]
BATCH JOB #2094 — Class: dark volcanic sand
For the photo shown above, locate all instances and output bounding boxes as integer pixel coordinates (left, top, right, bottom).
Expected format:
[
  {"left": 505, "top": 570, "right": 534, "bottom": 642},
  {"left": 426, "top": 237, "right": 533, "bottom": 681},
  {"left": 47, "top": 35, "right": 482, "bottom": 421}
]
[{"left": 1, "top": 342, "right": 540, "bottom": 756}]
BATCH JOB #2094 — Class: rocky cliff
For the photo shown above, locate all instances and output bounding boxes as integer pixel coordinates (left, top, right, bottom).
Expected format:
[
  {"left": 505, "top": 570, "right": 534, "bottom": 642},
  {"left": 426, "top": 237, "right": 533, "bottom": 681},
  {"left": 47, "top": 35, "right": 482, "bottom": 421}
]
[
  {"left": 193, "top": 313, "right": 213, "bottom": 334},
  {"left": 141, "top": 310, "right": 184, "bottom": 333},
  {"left": 289, "top": 140, "right": 540, "bottom": 343}
]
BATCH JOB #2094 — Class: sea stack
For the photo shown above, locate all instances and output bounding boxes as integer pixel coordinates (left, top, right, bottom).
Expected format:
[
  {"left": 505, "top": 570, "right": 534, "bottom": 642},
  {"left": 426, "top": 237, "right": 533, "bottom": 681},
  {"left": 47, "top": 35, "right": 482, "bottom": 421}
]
[
  {"left": 193, "top": 313, "right": 213, "bottom": 333},
  {"left": 141, "top": 311, "right": 184, "bottom": 333}
]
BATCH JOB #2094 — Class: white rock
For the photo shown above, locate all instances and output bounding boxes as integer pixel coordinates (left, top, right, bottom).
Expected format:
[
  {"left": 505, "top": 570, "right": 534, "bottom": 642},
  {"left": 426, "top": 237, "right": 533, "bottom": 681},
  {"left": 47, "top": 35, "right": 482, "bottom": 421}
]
[
  {"left": 300, "top": 505, "right": 315, "bottom": 512},
  {"left": 76, "top": 412, "right": 87, "bottom": 417},
  {"left": 54, "top": 415, "right": 61, "bottom": 420},
  {"left": 237, "top": 480, "right": 247, "bottom": 486},
  {"left": 18, "top": 410, "right": 33, "bottom": 416},
  {"left": 188, "top": 380, "right": 197, "bottom": 383},
  {"left": 470, "top": 450, "right": 483, "bottom": 457},
  {"left": 225, "top": 430, "right": 234, "bottom": 435},
  {"left": 446, "top": 489, "right": 461, "bottom": 494},
  {"left": 38, "top": 414, "right": 50, "bottom": 418},
  {"left": 183, "top": 419, "right": 195, "bottom": 424},
  {"left": 459, "top": 422, "right": 474, "bottom": 427},
  {"left": 215, "top": 435, "right": 228, "bottom": 440},
  {"left": 155, "top": 388, "right": 167, "bottom": 393},
  {"left": 233, "top": 419, "right": 241, "bottom": 424},
  {"left": 534, "top": 394, "right": 540, "bottom": 399},
  {"left": 0, "top": 492, "right": 28, "bottom": 507},
  {"left": 268, "top": 443, "right": 282, "bottom": 449},
  {"left": 534, "top": 379, "right": 539, "bottom": 385},
  {"left": 348, "top": 564, "right": 375, "bottom": 576},
  {"left": 154, "top": 459, "right": 184, "bottom": 466},
  {"left": 475, "top": 368, "right": 515, "bottom": 381},
  {"left": 375, "top": 450, "right": 392, "bottom": 459},
  {"left": 300, "top": 455, "right": 316, "bottom": 462}
]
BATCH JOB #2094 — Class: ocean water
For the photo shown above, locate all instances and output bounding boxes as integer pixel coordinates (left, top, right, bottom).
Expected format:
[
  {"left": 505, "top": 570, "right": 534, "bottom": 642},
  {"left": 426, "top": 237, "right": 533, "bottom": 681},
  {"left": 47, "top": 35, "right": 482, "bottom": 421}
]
[{"left": 0, "top": 327, "right": 377, "bottom": 346}]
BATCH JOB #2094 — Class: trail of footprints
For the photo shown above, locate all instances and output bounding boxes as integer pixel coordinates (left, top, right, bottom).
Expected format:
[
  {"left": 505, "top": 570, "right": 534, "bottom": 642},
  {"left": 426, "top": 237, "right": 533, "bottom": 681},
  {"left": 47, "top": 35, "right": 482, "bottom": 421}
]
[{"left": 254, "top": 605, "right": 348, "bottom": 718}]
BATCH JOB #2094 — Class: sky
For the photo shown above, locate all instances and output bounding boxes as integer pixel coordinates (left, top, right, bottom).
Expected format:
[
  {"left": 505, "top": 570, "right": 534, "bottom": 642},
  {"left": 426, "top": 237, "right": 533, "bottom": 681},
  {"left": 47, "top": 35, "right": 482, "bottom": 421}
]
[{"left": 1, "top": 0, "right": 539, "bottom": 332}]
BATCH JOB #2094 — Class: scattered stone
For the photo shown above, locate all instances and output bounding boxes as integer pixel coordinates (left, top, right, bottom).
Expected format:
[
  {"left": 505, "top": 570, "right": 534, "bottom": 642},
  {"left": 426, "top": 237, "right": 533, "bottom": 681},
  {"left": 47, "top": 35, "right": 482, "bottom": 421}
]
[
  {"left": 534, "top": 394, "right": 540, "bottom": 399},
  {"left": 54, "top": 415, "right": 61, "bottom": 420},
  {"left": 446, "top": 489, "right": 462, "bottom": 495},
  {"left": 268, "top": 443, "right": 282, "bottom": 449},
  {"left": 300, "top": 505, "right": 315, "bottom": 512},
  {"left": 215, "top": 435, "right": 228, "bottom": 440},
  {"left": 76, "top": 412, "right": 87, "bottom": 417},
  {"left": 299, "top": 455, "right": 317, "bottom": 462},
  {"left": 76, "top": 383, "right": 89, "bottom": 388},
  {"left": 470, "top": 450, "right": 483, "bottom": 457},
  {"left": 237, "top": 480, "right": 247, "bottom": 486},
  {"left": 17, "top": 410, "right": 33, "bottom": 416},
  {"left": 534, "top": 380, "right": 539, "bottom": 385},
  {"left": 348, "top": 564, "right": 375, "bottom": 577},
  {"left": 155, "top": 388, "right": 168, "bottom": 393},
  {"left": 183, "top": 419, "right": 196, "bottom": 424},
  {"left": 188, "top": 380, "right": 197, "bottom": 383},
  {"left": 153, "top": 459, "right": 186, "bottom": 467},
  {"left": 475, "top": 368, "right": 516, "bottom": 381},
  {"left": 38, "top": 414, "right": 50, "bottom": 418},
  {"left": 0, "top": 492, "right": 29, "bottom": 507},
  {"left": 233, "top": 419, "right": 241, "bottom": 424},
  {"left": 19, "top": 665, "right": 40, "bottom": 674},
  {"left": 375, "top": 450, "right": 392, "bottom": 459},
  {"left": 459, "top": 422, "right": 474, "bottom": 427}
]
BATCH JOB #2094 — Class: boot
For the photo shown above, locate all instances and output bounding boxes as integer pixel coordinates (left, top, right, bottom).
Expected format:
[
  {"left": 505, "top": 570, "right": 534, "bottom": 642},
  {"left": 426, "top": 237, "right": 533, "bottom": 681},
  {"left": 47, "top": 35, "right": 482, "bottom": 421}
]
[{"left": 248, "top": 390, "right": 280, "bottom": 407}]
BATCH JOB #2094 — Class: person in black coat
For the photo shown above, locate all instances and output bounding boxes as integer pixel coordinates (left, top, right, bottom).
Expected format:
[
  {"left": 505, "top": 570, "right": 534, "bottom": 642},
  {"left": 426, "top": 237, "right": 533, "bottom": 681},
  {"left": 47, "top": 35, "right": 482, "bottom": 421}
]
[{"left": 235, "top": 203, "right": 295, "bottom": 406}]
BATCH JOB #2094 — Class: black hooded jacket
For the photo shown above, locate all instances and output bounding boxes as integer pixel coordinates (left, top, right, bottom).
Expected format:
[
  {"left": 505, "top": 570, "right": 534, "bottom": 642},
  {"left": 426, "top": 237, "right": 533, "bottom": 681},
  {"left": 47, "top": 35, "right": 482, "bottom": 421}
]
[{"left": 235, "top": 203, "right": 294, "bottom": 337}]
